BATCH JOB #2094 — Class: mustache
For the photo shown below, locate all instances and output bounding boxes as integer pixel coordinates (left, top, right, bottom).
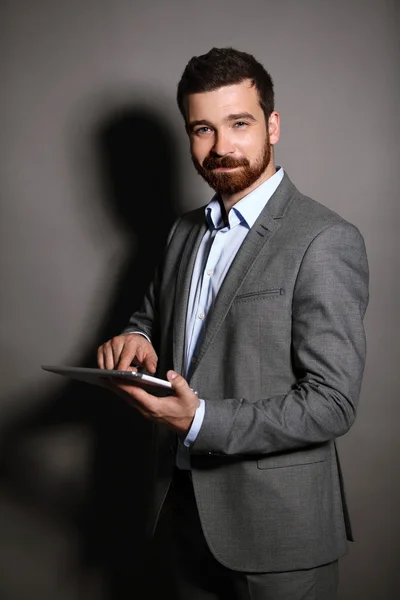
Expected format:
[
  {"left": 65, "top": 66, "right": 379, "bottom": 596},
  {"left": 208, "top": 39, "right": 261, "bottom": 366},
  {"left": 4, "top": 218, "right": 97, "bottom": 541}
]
[{"left": 203, "top": 155, "right": 249, "bottom": 170}]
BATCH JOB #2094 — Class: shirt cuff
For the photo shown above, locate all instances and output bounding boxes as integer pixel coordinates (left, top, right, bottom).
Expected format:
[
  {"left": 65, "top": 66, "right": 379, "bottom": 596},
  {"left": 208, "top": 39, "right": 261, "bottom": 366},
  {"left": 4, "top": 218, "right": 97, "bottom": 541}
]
[
  {"left": 183, "top": 398, "right": 205, "bottom": 448},
  {"left": 123, "top": 330, "right": 151, "bottom": 344}
]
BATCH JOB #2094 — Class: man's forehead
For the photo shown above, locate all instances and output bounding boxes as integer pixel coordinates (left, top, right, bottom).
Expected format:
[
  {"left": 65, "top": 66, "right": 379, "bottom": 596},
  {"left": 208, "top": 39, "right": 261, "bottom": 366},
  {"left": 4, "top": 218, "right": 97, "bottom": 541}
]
[{"left": 186, "top": 80, "right": 261, "bottom": 119}]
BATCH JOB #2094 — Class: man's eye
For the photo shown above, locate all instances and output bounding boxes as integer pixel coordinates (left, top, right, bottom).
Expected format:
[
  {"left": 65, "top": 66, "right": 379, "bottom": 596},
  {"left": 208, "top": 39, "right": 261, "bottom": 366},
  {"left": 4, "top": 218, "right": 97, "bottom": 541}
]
[
  {"left": 194, "top": 127, "right": 211, "bottom": 135},
  {"left": 234, "top": 121, "right": 247, "bottom": 128}
]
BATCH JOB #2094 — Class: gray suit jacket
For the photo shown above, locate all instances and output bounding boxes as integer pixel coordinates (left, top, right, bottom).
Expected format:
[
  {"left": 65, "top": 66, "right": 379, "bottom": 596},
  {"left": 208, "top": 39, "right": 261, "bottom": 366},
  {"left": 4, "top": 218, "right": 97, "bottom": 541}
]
[{"left": 124, "top": 172, "right": 369, "bottom": 572}]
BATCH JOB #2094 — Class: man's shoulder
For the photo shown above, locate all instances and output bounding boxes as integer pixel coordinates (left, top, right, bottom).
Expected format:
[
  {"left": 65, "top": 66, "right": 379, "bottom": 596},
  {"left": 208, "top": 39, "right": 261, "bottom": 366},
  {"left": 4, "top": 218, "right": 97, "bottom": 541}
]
[
  {"left": 180, "top": 204, "right": 207, "bottom": 221},
  {"left": 173, "top": 204, "right": 207, "bottom": 232},
  {"left": 281, "top": 174, "right": 361, "bottom": 236},
  {"left": 295, "top": 192, "right": 348, "bottom": 225},
  {"left": 163, "top": 205, "right": 206, "bottom": 251}
]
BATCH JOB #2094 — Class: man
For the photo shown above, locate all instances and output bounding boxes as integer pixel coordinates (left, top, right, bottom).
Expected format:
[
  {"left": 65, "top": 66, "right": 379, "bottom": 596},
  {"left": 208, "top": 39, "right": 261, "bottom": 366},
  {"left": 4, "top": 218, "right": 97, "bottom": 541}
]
[{"left": 97, "top": 47, "right": 369, "bottom": 599}]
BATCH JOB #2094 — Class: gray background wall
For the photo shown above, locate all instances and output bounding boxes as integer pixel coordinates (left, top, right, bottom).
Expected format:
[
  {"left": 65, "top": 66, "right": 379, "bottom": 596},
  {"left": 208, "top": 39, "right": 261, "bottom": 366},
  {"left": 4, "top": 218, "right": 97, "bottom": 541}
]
[{"left": 1, "top": 0, "right": 399, "bottom": 598}]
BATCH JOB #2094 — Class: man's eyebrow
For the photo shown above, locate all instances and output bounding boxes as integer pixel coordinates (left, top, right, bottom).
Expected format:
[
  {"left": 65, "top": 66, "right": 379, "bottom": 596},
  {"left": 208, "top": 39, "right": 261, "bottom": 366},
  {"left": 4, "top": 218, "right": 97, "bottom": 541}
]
[
  {"left": 188, "top": 113, "right": 257, "bottom": 132},
  {"left": 188, "top": 119, "right": 213, "bottom": 132},
  {"left": 224, "top": 112, "right": 257, "bottom": 123}
]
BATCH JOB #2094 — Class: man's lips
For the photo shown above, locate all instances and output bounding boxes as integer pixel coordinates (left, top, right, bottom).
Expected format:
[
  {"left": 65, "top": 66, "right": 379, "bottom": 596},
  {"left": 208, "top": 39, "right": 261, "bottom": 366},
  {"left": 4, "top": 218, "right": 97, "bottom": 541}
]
[{"left": 212, "top": 166, "right": 241, "bottom": 171}]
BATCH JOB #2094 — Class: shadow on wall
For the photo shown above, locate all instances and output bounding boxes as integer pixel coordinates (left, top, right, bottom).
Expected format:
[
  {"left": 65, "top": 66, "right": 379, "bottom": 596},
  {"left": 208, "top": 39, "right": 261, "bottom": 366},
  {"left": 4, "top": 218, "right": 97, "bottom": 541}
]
[{"left": 0, "top": 107, "right": 179, "bottom": 599}]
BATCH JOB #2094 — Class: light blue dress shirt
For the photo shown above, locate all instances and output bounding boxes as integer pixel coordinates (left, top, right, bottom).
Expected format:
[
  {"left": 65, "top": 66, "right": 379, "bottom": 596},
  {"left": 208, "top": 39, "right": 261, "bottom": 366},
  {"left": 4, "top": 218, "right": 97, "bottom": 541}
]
[{"left": 176, "top": 167, "right": 284, "bottom": 469}]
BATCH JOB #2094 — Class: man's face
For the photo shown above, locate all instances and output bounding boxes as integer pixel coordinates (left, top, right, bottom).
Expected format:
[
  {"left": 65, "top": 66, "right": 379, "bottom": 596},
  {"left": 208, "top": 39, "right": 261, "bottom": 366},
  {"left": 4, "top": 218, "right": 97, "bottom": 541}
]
[{"left": 186, "top": 80, "right": 279, "bottom": 203}]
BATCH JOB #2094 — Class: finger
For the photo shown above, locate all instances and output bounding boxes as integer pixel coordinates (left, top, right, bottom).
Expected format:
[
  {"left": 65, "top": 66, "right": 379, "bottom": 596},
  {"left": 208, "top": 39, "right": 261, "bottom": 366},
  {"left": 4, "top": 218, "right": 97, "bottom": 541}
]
[
  {"left": 99, "top": 343, "right": 114, "bottom": 370},
  {"left": 111, "top": 339, "right": 123, "bottom": 370},
  {"left": 97, "top": 345, "right": 105, "bottom": 369},
  {"left": 106, "top": 380, "right": 146, "bottom": 412},
  {"left": 116, "top": 381, "right": 157, "bottom": 414},
  {"left": 117, "top": 342, "right": 136, "bottom": 371},
  {"left": 104, "top": 341, "right": 117, "bottom": 370},
  {"left": 166, "top": 370, "right": 192, "bottom": 395},
  {"left": 143, "top": 352, "right": 158, "bottom": 374}
]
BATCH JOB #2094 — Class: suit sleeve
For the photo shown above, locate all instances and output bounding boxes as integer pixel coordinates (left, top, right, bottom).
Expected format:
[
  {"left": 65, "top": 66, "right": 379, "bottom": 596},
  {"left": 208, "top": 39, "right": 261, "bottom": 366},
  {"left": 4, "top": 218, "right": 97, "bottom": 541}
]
[
  {"left": 191, "top": 222, "right": 369, "bottom": 456},
  {"left": 122, "top": 217, "right": 181, "bottom": 340}
]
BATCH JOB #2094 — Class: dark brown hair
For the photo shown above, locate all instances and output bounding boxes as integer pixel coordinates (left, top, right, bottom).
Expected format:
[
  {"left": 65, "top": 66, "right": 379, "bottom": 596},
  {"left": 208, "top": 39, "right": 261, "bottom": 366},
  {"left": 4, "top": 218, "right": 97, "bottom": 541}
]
[{"left": 177, "top": 47, "right": 274, "bottom": 122}]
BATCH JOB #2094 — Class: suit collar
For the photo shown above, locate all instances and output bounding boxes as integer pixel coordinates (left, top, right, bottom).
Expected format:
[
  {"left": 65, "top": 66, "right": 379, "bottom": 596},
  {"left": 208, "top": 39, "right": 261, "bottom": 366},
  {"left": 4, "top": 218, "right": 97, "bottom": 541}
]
[{"left": 261, "top": 171, "right": 297, "bottom": 219}]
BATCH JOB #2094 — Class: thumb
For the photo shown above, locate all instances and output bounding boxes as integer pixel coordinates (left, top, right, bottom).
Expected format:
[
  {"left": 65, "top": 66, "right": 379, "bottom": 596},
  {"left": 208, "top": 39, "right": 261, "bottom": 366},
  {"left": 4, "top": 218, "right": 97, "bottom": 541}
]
[{"left": 166, "top": 370, "right": 190, "bottom": 393}]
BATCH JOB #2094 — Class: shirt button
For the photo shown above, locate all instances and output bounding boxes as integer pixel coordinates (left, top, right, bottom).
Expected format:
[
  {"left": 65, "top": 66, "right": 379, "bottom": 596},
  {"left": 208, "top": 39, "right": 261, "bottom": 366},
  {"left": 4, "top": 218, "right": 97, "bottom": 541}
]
[
  {"left": 198, "top": 312, "right": 205, "bottom": 320},
  {"left": 206, "top": 269, "right": 213, "bottom": 276}
]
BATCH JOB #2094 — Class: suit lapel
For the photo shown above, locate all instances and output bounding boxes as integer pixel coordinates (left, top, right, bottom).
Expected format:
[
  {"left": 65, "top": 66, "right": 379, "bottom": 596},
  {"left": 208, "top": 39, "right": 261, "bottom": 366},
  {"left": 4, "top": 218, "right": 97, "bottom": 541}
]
[
  {"left": 192, "top": 210, "right": 280, "bottom": 370},
  {"left": 173, "top": 216, "right": 207, "bottom": 373},
  {"left": 191, "top": 172, "right": 296, "bottom": 375}
]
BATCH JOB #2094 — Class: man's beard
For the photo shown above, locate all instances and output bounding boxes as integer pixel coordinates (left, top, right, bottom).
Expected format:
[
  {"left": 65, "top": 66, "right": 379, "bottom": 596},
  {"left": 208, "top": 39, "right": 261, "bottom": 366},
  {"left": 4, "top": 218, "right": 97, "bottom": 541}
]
[{"left": 191, "top": 136, "right": 271, "bottom": 197}]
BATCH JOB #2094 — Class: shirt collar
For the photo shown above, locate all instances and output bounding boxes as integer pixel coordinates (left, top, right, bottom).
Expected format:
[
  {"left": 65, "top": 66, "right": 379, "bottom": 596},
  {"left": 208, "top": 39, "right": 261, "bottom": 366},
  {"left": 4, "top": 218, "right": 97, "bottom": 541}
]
[{"left": 205, "top": 167, "right": 284, "bottom": 231}]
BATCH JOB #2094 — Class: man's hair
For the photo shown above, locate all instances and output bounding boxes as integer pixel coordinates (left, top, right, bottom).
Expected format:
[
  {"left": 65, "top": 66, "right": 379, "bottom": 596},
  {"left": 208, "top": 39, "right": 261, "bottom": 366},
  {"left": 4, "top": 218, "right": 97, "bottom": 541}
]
[{"left": 177, "top": 47, "right": 274, "bottom": 123}]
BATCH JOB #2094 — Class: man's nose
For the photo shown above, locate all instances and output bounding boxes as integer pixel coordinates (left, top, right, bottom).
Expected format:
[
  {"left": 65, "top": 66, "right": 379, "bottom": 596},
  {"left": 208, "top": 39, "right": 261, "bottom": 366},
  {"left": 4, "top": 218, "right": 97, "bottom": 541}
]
[{"left": 212, "top": 132, "right": 235, "bottom": 156}]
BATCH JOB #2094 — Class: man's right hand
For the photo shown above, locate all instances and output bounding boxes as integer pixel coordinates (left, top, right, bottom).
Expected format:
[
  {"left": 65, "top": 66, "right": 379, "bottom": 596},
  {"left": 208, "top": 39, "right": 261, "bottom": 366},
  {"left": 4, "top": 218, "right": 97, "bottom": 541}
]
[{"left": 97, "top": 333, "right": 158, "bottom": 373}]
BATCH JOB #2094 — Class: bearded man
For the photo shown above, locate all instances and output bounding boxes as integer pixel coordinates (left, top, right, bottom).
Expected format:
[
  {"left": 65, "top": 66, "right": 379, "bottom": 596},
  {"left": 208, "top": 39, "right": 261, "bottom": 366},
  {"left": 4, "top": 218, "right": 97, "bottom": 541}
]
[{"left": 97, "top": 47, "right": 369, "bottom": 600}]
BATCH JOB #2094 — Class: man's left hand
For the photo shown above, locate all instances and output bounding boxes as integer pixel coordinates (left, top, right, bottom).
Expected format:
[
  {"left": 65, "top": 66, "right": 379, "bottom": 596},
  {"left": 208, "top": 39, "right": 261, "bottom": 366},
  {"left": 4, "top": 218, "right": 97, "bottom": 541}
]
[{"left": 108, "top": 370, "right": 200, "bottom": 436}]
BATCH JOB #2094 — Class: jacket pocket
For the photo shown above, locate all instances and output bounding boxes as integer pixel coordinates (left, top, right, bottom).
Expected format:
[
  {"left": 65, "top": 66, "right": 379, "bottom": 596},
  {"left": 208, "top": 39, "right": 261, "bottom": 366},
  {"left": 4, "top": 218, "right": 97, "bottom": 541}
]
[
  {"left": 235, "top": 288, "right": 284, "bottom": 303},
  {"left": 257, "top": 445, "right": 328, "bottom": 470}
]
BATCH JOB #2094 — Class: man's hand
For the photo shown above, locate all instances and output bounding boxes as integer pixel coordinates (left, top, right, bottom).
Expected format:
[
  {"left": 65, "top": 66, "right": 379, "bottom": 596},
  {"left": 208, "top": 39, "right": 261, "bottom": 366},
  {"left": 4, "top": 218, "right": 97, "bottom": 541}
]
[
  {"left": 108, "top": 370, "right": 200, "bottom": 436},
  {"left": 97, "top": 333, "right": 158, "bottom": 373}
]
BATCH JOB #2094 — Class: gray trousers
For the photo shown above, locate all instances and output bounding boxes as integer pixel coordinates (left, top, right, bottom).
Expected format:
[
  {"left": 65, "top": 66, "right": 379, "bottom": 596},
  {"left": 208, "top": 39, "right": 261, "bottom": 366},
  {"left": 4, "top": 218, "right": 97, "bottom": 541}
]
[{"left": 149, "top": 468, "right": 339, "bottom": 600}]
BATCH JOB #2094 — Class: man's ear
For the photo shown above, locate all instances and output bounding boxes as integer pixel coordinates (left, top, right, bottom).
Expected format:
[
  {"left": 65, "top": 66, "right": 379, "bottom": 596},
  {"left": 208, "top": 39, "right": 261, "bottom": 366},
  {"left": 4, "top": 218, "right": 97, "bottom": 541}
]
[{"left": 268, "top": 111, "right": 280, "bottom": 145}]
